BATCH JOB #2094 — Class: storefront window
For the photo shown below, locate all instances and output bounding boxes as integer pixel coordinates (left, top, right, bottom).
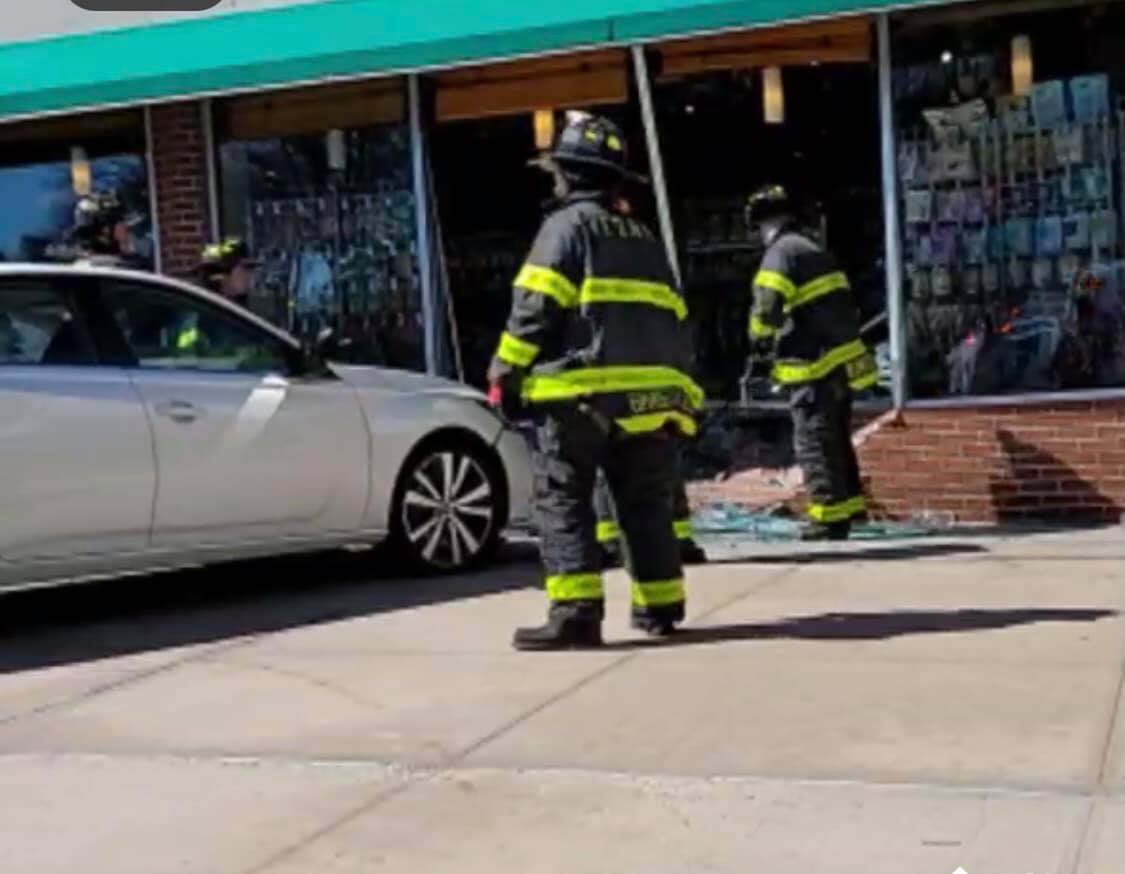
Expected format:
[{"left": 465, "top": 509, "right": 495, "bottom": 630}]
[
  {"left": 428, "top": 50, "right": 651, "bottom": 388},
  {"left": 0, "top": 111, "right": 153, "bottom": 267},
  {"left": 217, "top": 82, "right": 424, "bottom": 371},
  {"left": 651, "top": 26, "right": 889, "bottom": 403},
  {"left": 892, "top": 0, "right": 1125, "bottom": 398}
]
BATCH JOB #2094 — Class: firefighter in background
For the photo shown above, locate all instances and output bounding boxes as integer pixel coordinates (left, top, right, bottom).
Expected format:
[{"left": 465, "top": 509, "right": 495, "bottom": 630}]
[
  {"left": 488, "top": 112, "right": 703, "bottom": 650},
  {"left": 594, "top": 470, "right": 707, "bottom": 567},
  {"left": 175, "top": 238, "right": 260, "bottom": 357},
  {"left": 593, "top": 192, "right": 707, "bottom": 568},
  {"left": 745, "top": 185, "right": 877, "bottom": 541},
  {"left": 60, "top": 191, "right": 145, "bottom": 268},
  {"left": 196, "top": 238, "right": 259, "bottom": 309}
]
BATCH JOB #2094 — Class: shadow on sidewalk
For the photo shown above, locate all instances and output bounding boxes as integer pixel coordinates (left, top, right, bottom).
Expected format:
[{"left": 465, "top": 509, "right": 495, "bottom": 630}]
[
  {"left": 0, "top": 541, "right": 540, "bottom": 675},
  {"left": 704, "top": 541, "right": 989, "bottom": 565},
  {"left": 605, "top": 607, "right": 1117, "bottom": 651}
]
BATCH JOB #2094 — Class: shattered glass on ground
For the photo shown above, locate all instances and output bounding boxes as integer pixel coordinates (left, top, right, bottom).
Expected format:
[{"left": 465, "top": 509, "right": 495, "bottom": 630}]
[{"left": 692, "top": 503, "right": 942, "bottom": 542}]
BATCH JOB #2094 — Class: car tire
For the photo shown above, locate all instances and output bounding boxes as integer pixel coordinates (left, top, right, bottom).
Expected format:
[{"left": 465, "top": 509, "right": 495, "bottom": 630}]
[{"left": 388, "top": 436, "right": 506, "bottom": 574}]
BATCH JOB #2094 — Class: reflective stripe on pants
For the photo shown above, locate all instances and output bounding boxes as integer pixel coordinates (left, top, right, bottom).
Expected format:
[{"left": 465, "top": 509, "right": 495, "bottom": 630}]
[
  {"left": 598, "top": 518, "right": 694, "bottom": 543},
  {"left": 535, "top": 408, "right": 684, "bottom": 622},
  {"left": 791, "top": 368, "right": 866, "bottom": 527}
]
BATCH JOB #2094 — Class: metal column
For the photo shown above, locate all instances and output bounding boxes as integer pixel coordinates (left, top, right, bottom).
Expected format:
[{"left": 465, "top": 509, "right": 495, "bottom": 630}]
[
  {"left": 409, "top": 74, "right": 439, "bottom": 375},
  {"left": 632, "top": 45, "right": 682, "bottom": 288},
  {"left": 200, "top": 99, "right": 222, "bottom": 244},
  {"left": 878, "top": 14, "right": 907, "bottom": 408},
  {"left": 143, "top": 105, "right": 163, "bottom": 275}
]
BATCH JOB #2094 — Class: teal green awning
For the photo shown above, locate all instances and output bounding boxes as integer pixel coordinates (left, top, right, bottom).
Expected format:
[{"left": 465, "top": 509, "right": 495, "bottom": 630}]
[{"left": 0, "top": 0, "right": 939, "bottom": 121}]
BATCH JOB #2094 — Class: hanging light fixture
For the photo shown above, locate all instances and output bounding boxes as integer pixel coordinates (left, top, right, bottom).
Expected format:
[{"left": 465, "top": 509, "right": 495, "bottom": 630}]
[
  {"left": 325, "top": 129, "right": 347, "bottom": 172},
  {"left": 70, "top": 146, "right": 91, "bottom": 196},
  {"left": 534, "top": 109, "right": 556, "bottom": 150},
  {"left": 763, "top": 66, "right": 785, "bottom": 125},
  {"left": 1011, "top": 35, "right": 1033, "bottom": 97}
]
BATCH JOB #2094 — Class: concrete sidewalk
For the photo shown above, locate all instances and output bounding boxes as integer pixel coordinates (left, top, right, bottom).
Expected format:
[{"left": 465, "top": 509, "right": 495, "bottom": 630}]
[{"left": 1, "top": 526, "right": 1123, "bottom": 873}]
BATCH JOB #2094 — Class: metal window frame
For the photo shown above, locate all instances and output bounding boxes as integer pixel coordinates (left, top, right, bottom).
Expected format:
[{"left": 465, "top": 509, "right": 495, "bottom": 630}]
[
  {"left": 877, "top": 12, "right": 907, "bottom": 409},
  {"left": 142, "top": 105, "right": 163, "bottom": 275},
  {"left": 200, "top": 98, "right": 222, "bottom": 245},
  {"left": 409, "top": 74, "right": 439, "bottom": 375},
  {"left": 631, "top": 18, "right": 910, "bottom": 407},
  {"left": 632, "top": 45, "right": 682, "bottom": 289}
]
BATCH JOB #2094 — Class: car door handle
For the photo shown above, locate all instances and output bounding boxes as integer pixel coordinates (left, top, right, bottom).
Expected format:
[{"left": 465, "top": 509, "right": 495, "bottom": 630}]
[{"left": 155, "top": 400, "right": 202, "bottom": 424}]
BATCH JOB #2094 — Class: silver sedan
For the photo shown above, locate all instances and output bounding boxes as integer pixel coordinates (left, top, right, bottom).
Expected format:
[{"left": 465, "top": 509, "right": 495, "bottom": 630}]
[{"left": 0, "top": 264, "right": 533, "bottom": 591}]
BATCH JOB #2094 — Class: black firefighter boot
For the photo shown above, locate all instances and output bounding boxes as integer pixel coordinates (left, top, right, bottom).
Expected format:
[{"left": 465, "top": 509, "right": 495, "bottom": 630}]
[
  {"left": 799, "top": 521, "right": 851, "bottom": 542},
  {"left": 631, "top": 602, "right": 686, "bottom": 639},
  {"left": 513, "top": 602, "right": 605, "bottom": 652}
]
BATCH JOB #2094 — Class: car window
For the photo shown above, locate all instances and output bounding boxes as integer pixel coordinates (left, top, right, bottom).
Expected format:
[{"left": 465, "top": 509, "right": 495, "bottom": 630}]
[
  {"left": 103, "top": 281, "right": 291, "bottom": 374},
  {"left": 0, "top": 278, "right": 95, "bottom": 366}
]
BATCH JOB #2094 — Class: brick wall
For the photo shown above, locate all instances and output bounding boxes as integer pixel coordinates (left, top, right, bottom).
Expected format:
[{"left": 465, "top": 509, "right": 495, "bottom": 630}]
[
  {"left": 148, "top": 101, "right": 211, "bottom": 278},
  {"left": 858, "top": 398, "right": 1125, "bottom": 524}
]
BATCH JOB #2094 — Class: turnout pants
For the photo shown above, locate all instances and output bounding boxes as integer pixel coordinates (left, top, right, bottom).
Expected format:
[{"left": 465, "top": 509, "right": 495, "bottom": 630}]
[
  {"left": 594, "top": 456, "right": 694, "bottom": 546},
  {"left": 534, "top": 407, "right": 685, "bottom": 626},
  {"left": 790, "top": 367, "right": 867, "bottom": 525}
]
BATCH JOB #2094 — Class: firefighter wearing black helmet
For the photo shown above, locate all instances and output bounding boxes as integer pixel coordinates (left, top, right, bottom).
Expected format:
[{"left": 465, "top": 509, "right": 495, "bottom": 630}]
[
  {"left": 173, "top": 238, "right": 260, "bottom": 356},
  {"left": 745, "top": 185, "right": 877, "bottom": 541},
  {"left": 488, "top": 112, "right": 703, "bottom": 650},
  {"left": 196, "top": 238, "right": 259, "bottom": 308},
  {"left": 61, "top": 191, "right": 145, "bottom": 268}
]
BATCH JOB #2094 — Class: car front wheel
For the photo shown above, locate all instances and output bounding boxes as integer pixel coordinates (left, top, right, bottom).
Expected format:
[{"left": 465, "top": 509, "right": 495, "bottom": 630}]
[{"left": 390, "top": 438, "right": 505, "bottom": 573}]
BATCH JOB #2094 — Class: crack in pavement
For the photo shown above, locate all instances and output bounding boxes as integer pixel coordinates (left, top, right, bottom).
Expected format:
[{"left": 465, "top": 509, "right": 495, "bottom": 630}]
[
  {"left": 1065, "top": 610, "right": 1125, "bottom": 874},
  {"left": 0, "top": 635, "right": 262, "bottom": 730},
  {"left": 232, "top": 566, "right": 802, "bottom": 874},
  {"left": 2, "top": 749, "right": 1122, "bottom": 801}
]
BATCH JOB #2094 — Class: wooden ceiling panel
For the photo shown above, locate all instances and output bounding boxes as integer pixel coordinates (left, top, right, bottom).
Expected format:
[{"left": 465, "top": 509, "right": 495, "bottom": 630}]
[
  {"left": 217, "top": 78, "right": 406, "bottom": 141},
  {"left": 435, "top": 49, "right": 628, "bottom": 122},
  {"left": 656, "top": 16, "right": 872, "bottom": 79}
]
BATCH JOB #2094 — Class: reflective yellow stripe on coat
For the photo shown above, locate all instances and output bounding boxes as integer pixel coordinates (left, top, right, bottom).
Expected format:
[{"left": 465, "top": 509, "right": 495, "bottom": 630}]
[
  {"left": 495, "top": 332, "right": 540, "bottom": 368},
  {"left": 749, "top": 314, "right": 778, "bottom": 339},
  {"left": 515, "top": 265, "right": 580, "bottom": 308},
  {"left": 176, "top": 328, "right": 200, "bottom": 350},
  {"left": 617, "top": 411, "right": 698, "bottom": 437},
  {"left": 580, "top": 278, "right": 688, "bottom": 321},
  {"left": 522, "top": 366, "right": 705, "bottom": 410},
  {"left": 754, "top": 269, "right": 798, "bottom": 301},
  {"left": 772, "top": 339, "right": 867, "bottom": 385},
  {"left": 789, "top": 271, "right": 850, "bottom": 311}
]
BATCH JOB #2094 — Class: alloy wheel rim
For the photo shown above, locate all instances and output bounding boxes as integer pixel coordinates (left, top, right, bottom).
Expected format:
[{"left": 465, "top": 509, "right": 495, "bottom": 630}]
[{"left": 401, "top": 451, "right": 494, "bottom": 569}]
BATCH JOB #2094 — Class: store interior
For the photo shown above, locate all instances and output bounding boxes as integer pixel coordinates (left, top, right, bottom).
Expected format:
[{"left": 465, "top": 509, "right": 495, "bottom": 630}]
[
  {"left": 427, "top": 26, "right": 890, "bottom": 402},
  {"left": 0, "top": 110, "right": 153, "bottom": 267},
  {"left": 891, "top": 0, "right": 1125, "bottom": 397},
  {"left": 215, "top": 79, "right": 426, "bottom": 371},
  {"left": 429, "top": 107, "right": 652, "bottom": 388},
  {"left": 653, "top": 60, "right": 886, "bottom": 400}
]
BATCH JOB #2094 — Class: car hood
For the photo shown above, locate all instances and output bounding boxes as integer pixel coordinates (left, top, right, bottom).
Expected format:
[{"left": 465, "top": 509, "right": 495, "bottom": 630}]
[{"left": 330, "top": 364, "right": 486, "bottom": 399}]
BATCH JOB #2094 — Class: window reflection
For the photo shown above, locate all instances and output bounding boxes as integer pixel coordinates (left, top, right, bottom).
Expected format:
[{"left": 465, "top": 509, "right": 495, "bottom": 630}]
[
  {"left": 219, "top": 125, "right": 424, "bottom": 371},
  {"left": 0, "top": 155, "right": 153, "bottom": 268}
]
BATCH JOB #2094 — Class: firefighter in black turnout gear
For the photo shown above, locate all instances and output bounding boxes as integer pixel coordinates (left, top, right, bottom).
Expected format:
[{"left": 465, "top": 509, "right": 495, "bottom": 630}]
[
  {"left": 488, "top": 112, "right": 703, "bottom": 650},
  {"left": 591, "top": 194, "right": 708, "bottom": 569},
  {"left": 594, "top": 468, "right": 707, "bottom": 568},
  {"left": 61, "top": 191, "right": 145, "bottom": 268},
  {"left": 745, "top": 185, "right": 877, "bottom": 541},
  {"left": 196, "top": 238, "right": 258, "bottom": 308}
]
